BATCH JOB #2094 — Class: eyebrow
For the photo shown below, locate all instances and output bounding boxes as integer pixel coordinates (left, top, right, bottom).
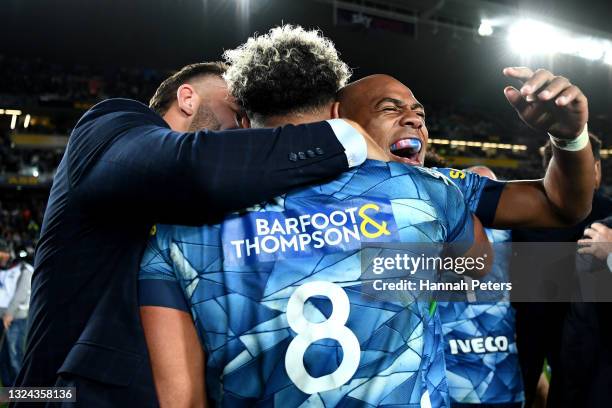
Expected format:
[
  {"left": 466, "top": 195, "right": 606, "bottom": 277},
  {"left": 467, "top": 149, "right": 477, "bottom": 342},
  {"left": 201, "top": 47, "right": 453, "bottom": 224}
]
[{"left": 375, "top": 97, "right": 424, "bottom": 112}]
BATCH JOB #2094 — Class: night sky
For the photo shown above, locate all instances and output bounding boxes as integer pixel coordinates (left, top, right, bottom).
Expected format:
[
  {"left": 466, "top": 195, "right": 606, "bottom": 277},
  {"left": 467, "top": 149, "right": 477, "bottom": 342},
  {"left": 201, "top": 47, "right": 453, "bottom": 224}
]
[{"left": 3, "top": 0, "right": 612, "bottom": 122}]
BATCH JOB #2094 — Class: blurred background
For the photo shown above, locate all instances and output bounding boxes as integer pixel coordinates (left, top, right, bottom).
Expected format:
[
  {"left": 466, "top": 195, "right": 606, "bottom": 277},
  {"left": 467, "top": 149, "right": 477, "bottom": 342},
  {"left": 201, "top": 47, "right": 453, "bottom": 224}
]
[{"left": 2, "top": 0, "right": 612, "bottom": 255}]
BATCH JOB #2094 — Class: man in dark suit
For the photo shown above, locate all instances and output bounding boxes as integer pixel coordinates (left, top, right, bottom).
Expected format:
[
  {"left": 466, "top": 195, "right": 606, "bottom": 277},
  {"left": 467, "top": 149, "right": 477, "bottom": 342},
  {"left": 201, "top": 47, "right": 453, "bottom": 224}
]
[
  {"left": 15, "top": 61, "right": 383, "bottom": 406},
  {"left": 560, "top": 215, "right": 612, "bottom": 408},
  {"left": 511, "top": 134, "right": 611, "bottom": 408}
]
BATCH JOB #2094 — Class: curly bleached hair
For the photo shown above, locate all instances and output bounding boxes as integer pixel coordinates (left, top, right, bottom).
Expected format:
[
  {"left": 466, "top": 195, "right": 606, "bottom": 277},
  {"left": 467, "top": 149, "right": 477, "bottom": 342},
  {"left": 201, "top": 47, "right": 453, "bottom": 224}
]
[{"left": 223, "top": 25, "right": 351, "bottom": 122}]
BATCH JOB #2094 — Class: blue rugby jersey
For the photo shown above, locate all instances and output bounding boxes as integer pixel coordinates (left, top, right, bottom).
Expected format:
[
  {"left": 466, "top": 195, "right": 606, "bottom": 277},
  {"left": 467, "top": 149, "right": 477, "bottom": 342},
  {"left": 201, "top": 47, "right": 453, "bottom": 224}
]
[
  {"left": 139, "top": 160, "right": 475, "bottom": 407},
  {"left": 435, "top": 168, "right": 523, "bottom": 405},
  {"left": 433, "top": 168, "right": 505, "bottom": 228}
]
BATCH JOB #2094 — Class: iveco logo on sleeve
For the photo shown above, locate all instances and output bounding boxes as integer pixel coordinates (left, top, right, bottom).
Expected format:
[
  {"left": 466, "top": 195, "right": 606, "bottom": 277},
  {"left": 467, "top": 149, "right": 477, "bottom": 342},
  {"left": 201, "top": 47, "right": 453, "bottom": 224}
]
[
  {"left": 221, "top": 197, "right": 398, "bottom": 266},
  {"left": 448, "top": 336, "right": 509, "bottom": 355}
]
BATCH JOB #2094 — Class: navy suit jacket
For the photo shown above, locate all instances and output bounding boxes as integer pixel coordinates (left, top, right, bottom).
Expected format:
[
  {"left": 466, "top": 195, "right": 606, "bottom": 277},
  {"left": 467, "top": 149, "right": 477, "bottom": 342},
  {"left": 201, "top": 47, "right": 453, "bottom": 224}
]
[{"left": 15, "top": 99, "right": 350, "bottom": 405}]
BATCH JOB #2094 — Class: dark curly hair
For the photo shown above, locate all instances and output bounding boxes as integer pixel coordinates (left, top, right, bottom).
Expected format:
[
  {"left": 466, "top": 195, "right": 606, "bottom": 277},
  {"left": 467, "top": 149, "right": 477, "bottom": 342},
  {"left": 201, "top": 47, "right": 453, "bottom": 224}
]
[{"left": 223, "top": 25, "right": 351, "bottom": 124}]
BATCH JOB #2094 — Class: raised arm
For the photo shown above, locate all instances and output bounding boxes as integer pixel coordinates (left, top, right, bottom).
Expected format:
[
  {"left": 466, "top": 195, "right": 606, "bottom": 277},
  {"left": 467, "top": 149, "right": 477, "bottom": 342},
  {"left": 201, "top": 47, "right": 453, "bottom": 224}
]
[{"left": 493, "top": 67, "right": 593, "bottom": 228}]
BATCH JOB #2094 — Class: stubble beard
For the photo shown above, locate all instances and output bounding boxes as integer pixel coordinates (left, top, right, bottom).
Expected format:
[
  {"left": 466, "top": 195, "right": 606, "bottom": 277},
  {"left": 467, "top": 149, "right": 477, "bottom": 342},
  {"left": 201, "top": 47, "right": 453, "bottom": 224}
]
[{"left": 188, "top": 105, "right": 222, "bottom": 131}]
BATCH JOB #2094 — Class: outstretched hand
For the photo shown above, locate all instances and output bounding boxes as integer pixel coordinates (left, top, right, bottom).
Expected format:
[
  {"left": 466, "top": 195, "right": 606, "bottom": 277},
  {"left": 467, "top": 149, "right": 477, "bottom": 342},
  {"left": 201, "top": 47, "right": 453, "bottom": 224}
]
[{"left": 503, "top": 67, "right": 588, "bottom": 140}]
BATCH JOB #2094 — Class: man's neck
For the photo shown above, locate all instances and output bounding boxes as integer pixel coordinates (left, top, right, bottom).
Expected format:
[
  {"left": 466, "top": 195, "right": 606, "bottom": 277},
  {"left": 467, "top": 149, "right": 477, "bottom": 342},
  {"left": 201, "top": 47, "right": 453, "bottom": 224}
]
[{"left": 162, "top": 110, "right": 189, "bottom": 132}]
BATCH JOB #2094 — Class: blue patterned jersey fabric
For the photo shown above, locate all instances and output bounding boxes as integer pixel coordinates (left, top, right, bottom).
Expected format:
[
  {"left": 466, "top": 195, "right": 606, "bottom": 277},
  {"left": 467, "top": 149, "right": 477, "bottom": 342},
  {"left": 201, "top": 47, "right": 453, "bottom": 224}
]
[
  {"left": 435, "top": 169, "right": 523, "bottom": 405},
  {"left": 433, "top": 168, "right": 505, "bottom": 228},
  {"left": 139, "top": 160, "right": 475, "bottom": 408}
]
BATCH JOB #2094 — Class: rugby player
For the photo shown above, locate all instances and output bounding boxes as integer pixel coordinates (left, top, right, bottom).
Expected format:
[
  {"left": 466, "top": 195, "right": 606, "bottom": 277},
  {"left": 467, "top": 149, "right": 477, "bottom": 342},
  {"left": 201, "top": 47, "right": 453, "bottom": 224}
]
[
  {"left": 335, "top": 73, "right": 591, "bottom": 407},
  {"left": 336, "top": 73, "right": 593, "bottom": 229},
  {"left": 437, "top": 167, "right": 522, "bottom": 407},
  {"left": 138, "top": 25, "right": 490, "bottom": 408}
]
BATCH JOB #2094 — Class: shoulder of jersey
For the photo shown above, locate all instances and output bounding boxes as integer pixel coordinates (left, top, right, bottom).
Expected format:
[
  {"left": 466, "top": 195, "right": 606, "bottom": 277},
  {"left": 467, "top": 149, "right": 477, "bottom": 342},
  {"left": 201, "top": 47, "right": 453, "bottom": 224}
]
[
  {"left": 149, "top": 223, "right": 176, "bottom": 244},
  {"left": 410, "top": 165, "right": 454, "bottom": 187},
  {"left": 432, "top": 167, "right": 469, "bottom": 181}
]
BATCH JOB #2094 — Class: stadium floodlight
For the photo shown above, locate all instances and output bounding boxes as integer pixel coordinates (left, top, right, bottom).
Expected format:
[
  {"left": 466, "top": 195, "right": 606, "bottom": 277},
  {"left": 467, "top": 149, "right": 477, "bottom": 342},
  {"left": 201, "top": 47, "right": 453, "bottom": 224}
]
[
  {"left": 602, "top": 41, "right": 612, "bottom": 65},
  {"left": 508, "top": 18, "right": 612, "bottom": 64},
  {"left": 604, "top": 48, "right": 612, "bottom": 65},
  {"left": 575, "top": 38, "right": 607, "bottom": 61},
  {"left": 508, "top": 19, "right": 566, "bottom": 56},
  {"left": 478, "top": 20, "right": 493, "bottom": 37}
]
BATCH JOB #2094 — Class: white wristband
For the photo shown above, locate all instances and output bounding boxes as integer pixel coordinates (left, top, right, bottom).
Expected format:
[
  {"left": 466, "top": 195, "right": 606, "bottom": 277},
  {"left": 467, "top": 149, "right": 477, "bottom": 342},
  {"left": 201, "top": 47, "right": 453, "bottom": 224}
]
[{"left": 549, "top": 124, "right": 589, "bottom": 152}]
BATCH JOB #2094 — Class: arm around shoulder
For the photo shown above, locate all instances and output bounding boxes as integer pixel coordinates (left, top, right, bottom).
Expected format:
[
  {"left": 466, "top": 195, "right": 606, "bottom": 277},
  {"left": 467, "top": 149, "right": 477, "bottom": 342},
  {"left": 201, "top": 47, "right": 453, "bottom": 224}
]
[{"left": 73, "top": 110, "right": 355, "bottom": 224}]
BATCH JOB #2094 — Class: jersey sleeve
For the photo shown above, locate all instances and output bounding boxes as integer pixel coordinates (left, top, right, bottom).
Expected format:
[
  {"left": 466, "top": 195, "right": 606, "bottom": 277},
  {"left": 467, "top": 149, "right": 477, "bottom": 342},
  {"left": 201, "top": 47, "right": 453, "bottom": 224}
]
[
  {"left": 445, "top": 182, "right": 475, "bottom": 245},
  {"left": 435, "top": 167, "right": 506, "bottom": 227},
  {"left": 138, "top": 225, "right": 190, "bottom": 312}
]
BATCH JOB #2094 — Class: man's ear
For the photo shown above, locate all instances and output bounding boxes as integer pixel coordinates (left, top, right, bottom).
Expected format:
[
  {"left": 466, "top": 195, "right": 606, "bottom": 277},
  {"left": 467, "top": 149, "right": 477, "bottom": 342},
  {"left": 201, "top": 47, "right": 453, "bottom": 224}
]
[
  {"left": 330, "top": 101, "right": 341, "bottom": 119},
  {"left": 176, "top": 84, "right": 197, "bottom": 117},
  {"left": 240, "top": 115, "right": 252, "bottom": 129},
  {"left": 595, "top": 160, "right": 602, "bottom": 188}
]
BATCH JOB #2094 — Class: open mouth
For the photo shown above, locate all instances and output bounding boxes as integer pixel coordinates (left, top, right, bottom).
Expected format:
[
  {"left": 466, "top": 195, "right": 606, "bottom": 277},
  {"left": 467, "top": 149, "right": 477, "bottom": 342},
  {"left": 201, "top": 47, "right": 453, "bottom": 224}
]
[{"left": 389, "top": 138, "right": 423, "bottom": 165}]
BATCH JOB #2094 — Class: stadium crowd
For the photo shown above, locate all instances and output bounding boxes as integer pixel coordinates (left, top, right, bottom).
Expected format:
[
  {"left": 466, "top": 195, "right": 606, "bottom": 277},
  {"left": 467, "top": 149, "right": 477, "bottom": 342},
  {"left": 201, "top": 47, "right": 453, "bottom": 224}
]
[{"left": 0, "top": 54, "right": 167, "bottom": 109}]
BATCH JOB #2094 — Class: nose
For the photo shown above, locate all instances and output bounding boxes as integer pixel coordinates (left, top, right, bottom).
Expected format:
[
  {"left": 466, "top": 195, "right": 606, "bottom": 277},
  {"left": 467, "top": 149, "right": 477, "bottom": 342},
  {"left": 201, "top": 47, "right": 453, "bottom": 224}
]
[{"left": 399, "top": 112, "right": 423, "bottom": 129}]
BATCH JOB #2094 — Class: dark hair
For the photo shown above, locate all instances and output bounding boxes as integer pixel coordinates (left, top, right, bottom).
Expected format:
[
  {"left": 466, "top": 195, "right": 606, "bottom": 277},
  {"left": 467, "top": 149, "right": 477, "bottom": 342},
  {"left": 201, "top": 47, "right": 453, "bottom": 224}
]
[
  {"left": 541, "top": 133, "right": 601, "bottom": 169},
  {"left": 222, "top": 25, "right": 351, "bottom": 123},
  {"left": 149, "top": 62, "right": 228, "bottom": 116}
]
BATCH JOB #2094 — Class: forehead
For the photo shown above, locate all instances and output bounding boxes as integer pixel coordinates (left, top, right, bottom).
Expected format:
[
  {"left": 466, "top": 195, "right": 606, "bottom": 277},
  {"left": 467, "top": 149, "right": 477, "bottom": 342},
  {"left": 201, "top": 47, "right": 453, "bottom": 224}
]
[{"left": 365, "top": 79, "right": 418, "bottom": 106}]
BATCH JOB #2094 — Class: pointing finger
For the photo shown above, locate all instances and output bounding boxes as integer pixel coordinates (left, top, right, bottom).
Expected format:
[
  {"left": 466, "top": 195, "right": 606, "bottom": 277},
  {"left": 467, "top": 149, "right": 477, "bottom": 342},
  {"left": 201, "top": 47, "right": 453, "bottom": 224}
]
[{"left": 503, "top": 66, "right": 534, "bottom": 81}]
